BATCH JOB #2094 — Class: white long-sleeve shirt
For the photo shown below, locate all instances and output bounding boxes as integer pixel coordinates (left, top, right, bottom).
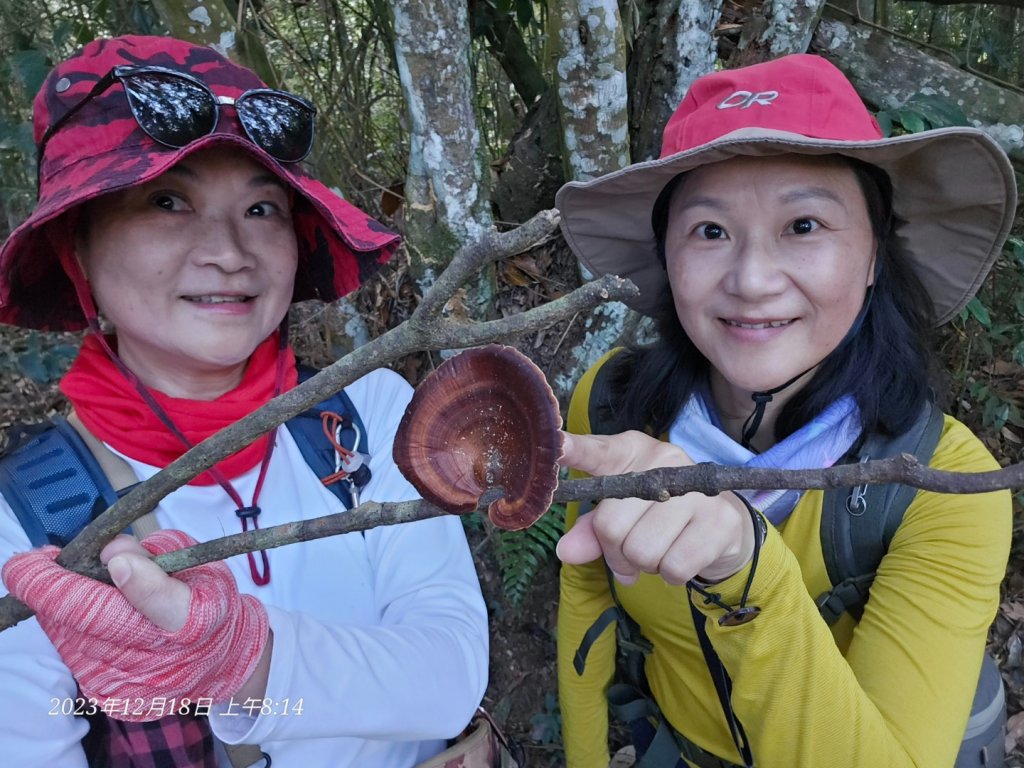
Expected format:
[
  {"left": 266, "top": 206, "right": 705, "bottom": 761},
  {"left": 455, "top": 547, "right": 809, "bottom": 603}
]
[{"left": 0, "top": 368, "right": 490, "bottom": 767}]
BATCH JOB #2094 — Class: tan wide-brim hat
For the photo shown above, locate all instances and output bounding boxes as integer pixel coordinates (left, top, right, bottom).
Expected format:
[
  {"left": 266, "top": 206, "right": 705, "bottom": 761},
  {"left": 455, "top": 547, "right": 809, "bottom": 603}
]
[{"left": 556, "top": 55, "right": 1017, "bottom": 325}]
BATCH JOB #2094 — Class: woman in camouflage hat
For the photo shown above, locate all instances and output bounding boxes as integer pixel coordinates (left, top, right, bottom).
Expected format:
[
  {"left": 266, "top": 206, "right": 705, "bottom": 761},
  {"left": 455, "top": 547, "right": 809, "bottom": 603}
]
[{"left": 0, "top": 35, "right": 488, "bottom": 768}]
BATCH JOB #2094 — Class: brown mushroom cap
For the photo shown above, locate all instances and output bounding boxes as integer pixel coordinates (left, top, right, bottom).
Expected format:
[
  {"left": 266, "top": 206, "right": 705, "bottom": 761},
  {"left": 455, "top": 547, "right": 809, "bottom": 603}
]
[{"left": 393, "top": 345, "right": 563, "bottom": 531}]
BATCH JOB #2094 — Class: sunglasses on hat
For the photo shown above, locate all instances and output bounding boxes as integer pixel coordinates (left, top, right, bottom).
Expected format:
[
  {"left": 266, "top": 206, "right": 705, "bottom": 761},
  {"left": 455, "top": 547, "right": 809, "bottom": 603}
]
[{"left": 38, "top": 65, "right": 317, "bottom": 186}]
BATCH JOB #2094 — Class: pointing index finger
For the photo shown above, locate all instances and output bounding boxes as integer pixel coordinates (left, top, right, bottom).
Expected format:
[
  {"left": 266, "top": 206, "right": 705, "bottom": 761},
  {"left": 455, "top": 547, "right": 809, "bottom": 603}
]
[
  {"left": 559, "top": 430, "right": 693, "bottom": 478},
  {"left": 558, "top": 431, "right": 625, "bottom": 477}
]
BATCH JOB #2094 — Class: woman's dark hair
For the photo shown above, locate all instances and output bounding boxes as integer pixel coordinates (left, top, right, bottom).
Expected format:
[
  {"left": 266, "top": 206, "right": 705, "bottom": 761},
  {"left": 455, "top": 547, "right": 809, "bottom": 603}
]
[{"left": 600, "top": 156, "right": 937, "bottom": 442}]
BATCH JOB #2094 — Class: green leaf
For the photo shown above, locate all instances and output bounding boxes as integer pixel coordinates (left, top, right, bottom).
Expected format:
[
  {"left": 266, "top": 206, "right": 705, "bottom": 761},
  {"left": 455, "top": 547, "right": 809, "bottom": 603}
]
[
  {"left": 1007, "top": 404, "right": 1024, "bottom": 429},
  {"left": 993, "top": 402, "right": 1010, "bottom": 431},
  {"left": 19, "top": 350, "right": 48, "bottom": 383},
  {"left": 52, "top": 20, "right": 76, "bottom": 50},
  {"left": 966, "top": 297, "right": 992, "bottom": 328},
  {"left": 875, "top": 111, "right": 894, "bottom": 138},
  {"left": 904, "top": 94, "right": 969, "bottom": 128},
  {"left": 461, "top": 510, "right": 483, "bottom": 532},
  {"left": 1008, "top": 237, "right": 1024, "bottom": 266},
  {"left": 896, "top": 109, "right": 927, "bottom": 134},
  {"left": 10, "top": 122, "right": 34, "bottom": 156},
  {"left": 495, "top": 505, "right": 564, "bottom": 611},
  {"left": 129, "top": 1, "right": 158, "bottom": 35},
  {"left": 1012, "top": 340, "right": 1024, "bottom": 368},
  {"left": 73, "top": 22, "right": 97, "bottom": 45}
]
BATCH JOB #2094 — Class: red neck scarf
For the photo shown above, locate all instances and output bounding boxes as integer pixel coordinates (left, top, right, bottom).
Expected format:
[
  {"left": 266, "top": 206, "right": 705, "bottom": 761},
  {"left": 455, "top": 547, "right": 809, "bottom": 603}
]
[{"left": 60, "top": 333, "right": 298, "bottom": 485}]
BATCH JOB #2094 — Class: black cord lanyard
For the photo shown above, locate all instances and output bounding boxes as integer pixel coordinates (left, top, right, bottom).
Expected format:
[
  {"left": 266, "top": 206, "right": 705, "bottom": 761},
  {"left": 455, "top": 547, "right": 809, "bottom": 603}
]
[{"left": 686, "top": 498, "right": 766, "bottom": 768}]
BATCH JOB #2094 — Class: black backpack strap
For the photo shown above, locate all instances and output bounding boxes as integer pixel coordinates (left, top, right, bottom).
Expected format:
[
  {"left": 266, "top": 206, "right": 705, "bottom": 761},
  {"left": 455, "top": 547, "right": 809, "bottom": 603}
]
[
  {"left": 0, "top": 416, "right": 118, "bottom": 547},
  {"left": 283, "top": 365, "right": 371, "bottom": 510},
  {"left": 587, "top": 352, "right": 624, "bottom": 435},
  {"left": 817, "top": 401, "right": 945, "bottom": 623},
  {"left": 574, "top": 351, "right": 637, "bottom": 678},
  {"left": 575, "top": 355, "right": 746, "bottom": 768}
]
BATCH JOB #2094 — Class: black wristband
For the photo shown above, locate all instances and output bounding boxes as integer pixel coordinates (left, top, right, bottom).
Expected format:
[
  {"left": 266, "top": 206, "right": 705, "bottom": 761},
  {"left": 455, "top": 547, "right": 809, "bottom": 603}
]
[{"left": 689, "top": 494, "right": 765, "bottom": 626}]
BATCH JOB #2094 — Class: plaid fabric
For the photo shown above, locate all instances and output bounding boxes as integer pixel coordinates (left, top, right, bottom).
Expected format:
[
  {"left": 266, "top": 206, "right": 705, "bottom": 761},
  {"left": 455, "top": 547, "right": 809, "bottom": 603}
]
[{"left": 82, "top": 709, "right": 216, "bottom": 768}]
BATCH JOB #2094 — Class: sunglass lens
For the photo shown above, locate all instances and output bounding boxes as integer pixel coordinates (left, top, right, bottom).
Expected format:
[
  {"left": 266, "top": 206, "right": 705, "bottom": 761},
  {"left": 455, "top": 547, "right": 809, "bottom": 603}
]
[
  {"left": 122, "top": 72, "right": 216, "bottom": 148},
  {"left": 237, "top": 92, "right": 315, "bottom": 163}
]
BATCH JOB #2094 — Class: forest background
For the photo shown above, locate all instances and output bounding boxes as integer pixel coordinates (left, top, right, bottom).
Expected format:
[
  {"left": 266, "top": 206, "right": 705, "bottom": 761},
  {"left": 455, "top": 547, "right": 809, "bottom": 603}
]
[{"left": 0, "top": 0, "right": 1023, "bottom": 765}]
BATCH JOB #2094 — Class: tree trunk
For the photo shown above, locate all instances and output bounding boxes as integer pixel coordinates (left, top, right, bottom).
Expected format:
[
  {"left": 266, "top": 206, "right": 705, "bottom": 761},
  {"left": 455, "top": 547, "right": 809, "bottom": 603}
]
[
  {"left": 545, "top": 0, "right": 634, "bottom": 400},
  {"left": 630, "top": 0, "right": 724, "bottom": 162},
  {"left": 492, "top": 91, "right": 565, "bottom": 226},
  {"left": 390, "top": 0, "right": 494, "bottom": 308},
  {"left": 992, "top": 5, "right": 1018, "bottom": 81},
  {"left": 730, "top": 0, "right": 827, "bottom": 67},
  {"left": 1019, "top": 9, "right": 1024, "bottom": 83},
  {"left": 151, "top": 0, "right": 276, "bottom": 86},
  {"left": 813, "top": 15, "right": 1024, "bottom": 165},
  {"left": 875, "top": 0, "right": 889, "bottom": 28},
  {"left": 549, "top": 0, "right": 631, "bottom": 181}
]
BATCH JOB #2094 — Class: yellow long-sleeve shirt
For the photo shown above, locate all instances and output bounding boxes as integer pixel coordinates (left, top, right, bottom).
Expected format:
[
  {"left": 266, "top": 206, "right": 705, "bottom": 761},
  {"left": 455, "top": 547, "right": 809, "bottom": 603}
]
[{"left": 557, "top": 354, "right": 1011, "bottom": 768}]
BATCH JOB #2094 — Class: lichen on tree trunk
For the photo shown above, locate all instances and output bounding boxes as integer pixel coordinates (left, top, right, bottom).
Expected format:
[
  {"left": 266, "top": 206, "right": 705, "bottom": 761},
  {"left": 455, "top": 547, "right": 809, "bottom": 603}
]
[
  {"left": 391, "top": 0, "right": 493, "bottom": 299},
  {"left": 813, "top": 16, "right": 1024, "bottom": 165},
  {"left": 549, "top": 0, "right": 630, "bottom": 181},
  {"left": 150, "top": 0, "right": 277, "bottom": 87},
  {"left": 630, "top": 0, "right": 723, "bottom": 161},
  {"left": 546, "top": 1, "right": 634, "bottom": 400},
  {"left": 730, "top": 0, "right": 825, "bottom": 66}
]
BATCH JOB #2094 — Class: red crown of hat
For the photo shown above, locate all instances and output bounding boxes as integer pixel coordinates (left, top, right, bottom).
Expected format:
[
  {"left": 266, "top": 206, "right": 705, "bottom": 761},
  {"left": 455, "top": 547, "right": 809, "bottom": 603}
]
[{"left": 660, "top": 54, "right": 884, "bottom": 158}]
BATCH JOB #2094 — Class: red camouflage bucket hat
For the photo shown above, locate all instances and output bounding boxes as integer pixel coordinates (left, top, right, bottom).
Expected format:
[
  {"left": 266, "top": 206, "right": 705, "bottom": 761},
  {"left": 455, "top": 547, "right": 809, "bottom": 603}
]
[{"left": 0, "top": 34, "right": 400, "bottom": 330}]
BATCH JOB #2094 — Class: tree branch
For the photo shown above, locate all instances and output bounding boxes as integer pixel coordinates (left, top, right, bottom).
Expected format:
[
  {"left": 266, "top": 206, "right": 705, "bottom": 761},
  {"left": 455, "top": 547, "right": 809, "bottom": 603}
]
[
  {"left": 3, "top": 452, "right": 1022, "bottom": 630},
  {"left": 52, "top": 209, "right": 582, "bottom": 572},
  {"left": 0, "top": 209, "right": 642, "bottom": 628},
  {"left": 5, "top": 202, "right": 1020, "bottom": 634}
]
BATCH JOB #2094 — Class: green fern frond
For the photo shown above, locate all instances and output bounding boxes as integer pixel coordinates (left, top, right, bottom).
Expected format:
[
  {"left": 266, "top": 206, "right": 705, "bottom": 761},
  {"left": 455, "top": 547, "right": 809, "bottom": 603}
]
[{"left": 495, "top": 504, "right": 566, "bottom": 611}]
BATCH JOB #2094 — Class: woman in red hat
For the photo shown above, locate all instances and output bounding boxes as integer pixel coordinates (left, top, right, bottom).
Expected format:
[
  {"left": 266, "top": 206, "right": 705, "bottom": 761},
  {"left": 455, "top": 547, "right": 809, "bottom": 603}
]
[
  {"left": 0, "top": 35, "right": 488, "bottom": 768},
  {"left": 555, "top": 55, "right": 1017, "bottom": 767}
]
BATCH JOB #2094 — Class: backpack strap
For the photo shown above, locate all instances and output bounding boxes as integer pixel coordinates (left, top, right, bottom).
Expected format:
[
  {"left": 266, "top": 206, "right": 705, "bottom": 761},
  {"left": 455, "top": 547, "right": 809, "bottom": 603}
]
[
  {"left": 816, "top": 400, "right": 945, "bottom": 624},
  {"left": 0, "top": 366, "right": 372, "bottom": 548},
  {"left": 65, "top": 411, "right": 162, "bottom": 541},
  {"left": 587, "top": 350, "right": 625, "bottom": 436},
  {"left": 0, "top": 415, "right": 120, "bottom": 547},
  {"left": 63, "top": 416, "right": 266, "bottom": 768},
  {"left": 283, "top": 365, "right": 371, "bottom": 510},
  {"left": 574, "top": 354, "right": 747, "bottom": 768},
  {"left": 0, "top": 395, "right": 347, "bottom": 768}
]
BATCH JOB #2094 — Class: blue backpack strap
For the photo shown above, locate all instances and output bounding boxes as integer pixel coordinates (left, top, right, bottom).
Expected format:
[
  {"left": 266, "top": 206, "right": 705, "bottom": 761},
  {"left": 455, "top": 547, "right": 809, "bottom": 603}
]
[
  {"left": 0, "top": 367, "right": 371, "bottom": 550},
  {"left": 283, "top": 365, "right": 371, "bottom": 510},
  {"left": 0, "top": 415, "right": 118, "bottom": 547}
]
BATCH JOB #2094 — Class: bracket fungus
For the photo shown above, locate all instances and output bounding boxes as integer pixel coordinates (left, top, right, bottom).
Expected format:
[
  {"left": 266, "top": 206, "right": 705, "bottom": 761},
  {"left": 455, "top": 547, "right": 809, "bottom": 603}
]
[{"left": 394, "top": 345, "right": 563, "bottom": 531}]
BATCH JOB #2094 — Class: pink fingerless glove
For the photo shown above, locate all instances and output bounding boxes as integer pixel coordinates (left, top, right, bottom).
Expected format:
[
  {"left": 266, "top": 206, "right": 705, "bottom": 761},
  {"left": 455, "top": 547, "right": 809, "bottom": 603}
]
[{"left": 2, "top": 530, "right": 269, "bottom": 722}]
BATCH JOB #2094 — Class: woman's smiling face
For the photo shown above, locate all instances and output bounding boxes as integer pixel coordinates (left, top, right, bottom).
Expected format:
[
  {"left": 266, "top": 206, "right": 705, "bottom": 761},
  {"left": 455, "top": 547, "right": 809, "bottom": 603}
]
[
  {"left": 76, "top": 147, "right": 298, "bottom": 398},
  {"left": 664, "top": 154, "right": 876, "bottom": 415}
]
